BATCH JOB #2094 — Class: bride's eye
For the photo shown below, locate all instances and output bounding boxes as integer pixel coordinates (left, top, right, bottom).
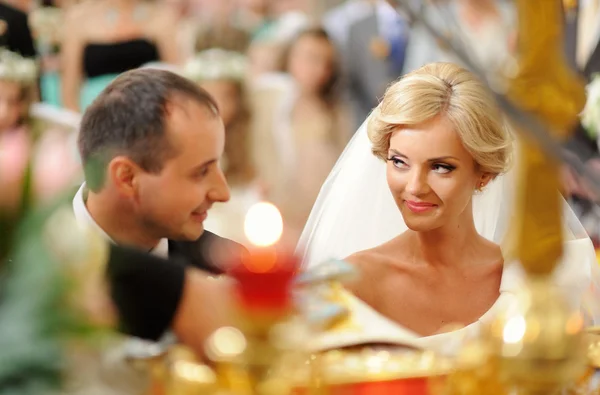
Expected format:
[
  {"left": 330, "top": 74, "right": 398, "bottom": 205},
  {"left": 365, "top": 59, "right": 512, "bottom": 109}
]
[
  {"left": 432, "top": 164, "right": 455, "bottom": 174},
  {"left": 387, "top": 156, "right": 408, "bottom": 169}
]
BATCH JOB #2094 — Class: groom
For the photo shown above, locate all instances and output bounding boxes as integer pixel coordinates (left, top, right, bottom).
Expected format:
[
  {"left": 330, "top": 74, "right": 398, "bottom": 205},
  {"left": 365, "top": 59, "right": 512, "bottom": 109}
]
[
  {"left": 75, "top": 68, "right": 240, "bottom": 274},
  {"left": 73, "top": 69, "right": 240, "bottom": 366}
]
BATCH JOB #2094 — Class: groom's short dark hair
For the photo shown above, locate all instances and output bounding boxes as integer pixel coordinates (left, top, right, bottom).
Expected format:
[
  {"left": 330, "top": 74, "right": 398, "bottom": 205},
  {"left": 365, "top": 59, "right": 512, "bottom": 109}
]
[{"left": 78, "top": 68, "right": 219, "bottom": 192}]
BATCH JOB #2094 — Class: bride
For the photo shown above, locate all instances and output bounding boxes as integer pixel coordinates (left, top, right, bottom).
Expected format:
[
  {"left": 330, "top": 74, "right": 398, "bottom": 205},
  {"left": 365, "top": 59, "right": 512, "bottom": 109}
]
[{"left": 299, "top": 62, "right": 600, "bottom": 356}]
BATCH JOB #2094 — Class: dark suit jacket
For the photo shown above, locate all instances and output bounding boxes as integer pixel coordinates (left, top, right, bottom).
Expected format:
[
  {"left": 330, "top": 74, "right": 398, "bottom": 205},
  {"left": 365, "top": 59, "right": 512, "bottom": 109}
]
[
  {"left": 564, "top": 4, "right": 600, "bottom": 161},
  {"left": 108, "top": 231, "right": 244, "bottom": 341},
  {"left": 168, "top": 230, "right": 244, "bottom": 274},
  {"left": 0, "top": 3, "right": 36, "bottom": 58}
]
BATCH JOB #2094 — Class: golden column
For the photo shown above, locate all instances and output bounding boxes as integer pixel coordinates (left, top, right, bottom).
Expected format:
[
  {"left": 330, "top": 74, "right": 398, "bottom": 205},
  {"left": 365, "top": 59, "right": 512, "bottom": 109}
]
[
  {"left": 481, "top": 1, "right": 589, "bottom": 393},
  {"left": 505, "top": 0, "right": 586, "bottom": 272}
]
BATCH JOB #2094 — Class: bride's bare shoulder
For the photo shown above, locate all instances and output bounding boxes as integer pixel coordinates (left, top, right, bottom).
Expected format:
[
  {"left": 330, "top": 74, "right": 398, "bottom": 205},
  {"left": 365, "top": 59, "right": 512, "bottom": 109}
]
[
  {"left": 346, "top": 247, "right": 389, "bottom": 268},
  {"left": 345, "top": 236, "right": 408, "bottom": 269},
  {"left": 346, "top": 238, "right": 403, "bottom": 276},
  {"left": 342, "top": 237, "right": 408, "bottom": 298}
]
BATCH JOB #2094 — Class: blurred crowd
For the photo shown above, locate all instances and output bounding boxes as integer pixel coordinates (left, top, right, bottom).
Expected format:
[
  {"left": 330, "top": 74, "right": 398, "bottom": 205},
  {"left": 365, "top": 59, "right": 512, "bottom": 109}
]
[{"left": 1, "top": 0, "right": 600, "bottom": 247}]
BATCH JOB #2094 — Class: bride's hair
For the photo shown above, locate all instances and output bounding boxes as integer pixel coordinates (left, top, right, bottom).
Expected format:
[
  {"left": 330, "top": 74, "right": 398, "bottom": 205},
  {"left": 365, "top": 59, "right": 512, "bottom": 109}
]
[{"left": 368, "top": 62, "right": 513, "bottom": 177}]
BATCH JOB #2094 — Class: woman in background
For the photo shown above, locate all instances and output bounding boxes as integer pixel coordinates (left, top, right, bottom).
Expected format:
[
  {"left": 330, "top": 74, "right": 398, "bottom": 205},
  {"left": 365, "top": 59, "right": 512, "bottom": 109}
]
[
  {"left": 246, "top": 0, "right": 311, "bottom": 78},
  {"left": 0, "top": 49, "right": 80, "bottom": 255},
  {"left": 234, "top": 0, "right": 271, "bottom": 39},
  {"left": 251, "top": 27, "right": 350, "bottom": 244},
  {"left": 30, "top": 4, "right": 66, "bottom": 108},
  {"left": 192, "top": 0, "right": 251, "bottom": 54},
  {"left": 60, "top": 0, "right": 180, "bottom": 112}
]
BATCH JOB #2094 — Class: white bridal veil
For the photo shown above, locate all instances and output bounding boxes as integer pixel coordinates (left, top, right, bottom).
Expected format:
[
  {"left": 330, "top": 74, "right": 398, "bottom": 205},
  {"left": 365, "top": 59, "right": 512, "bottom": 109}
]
[
  {"left": 297, "top": 117, "right": 516, "bottom": 266},
  {"left": 296, "top": 117, "right": 600, "bottom": 324}
]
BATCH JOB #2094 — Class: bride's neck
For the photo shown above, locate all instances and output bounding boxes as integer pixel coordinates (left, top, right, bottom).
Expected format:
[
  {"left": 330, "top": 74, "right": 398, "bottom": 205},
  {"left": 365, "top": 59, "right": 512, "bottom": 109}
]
[{"left": 410, "top": 204, "right": 480, "bottom": 267}]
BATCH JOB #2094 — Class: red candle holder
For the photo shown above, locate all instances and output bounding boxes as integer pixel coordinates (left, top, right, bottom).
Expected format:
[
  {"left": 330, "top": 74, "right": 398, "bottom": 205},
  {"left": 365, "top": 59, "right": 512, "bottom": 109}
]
[{"left": 227, "top": 246, "right": 300, "bottom": 314}]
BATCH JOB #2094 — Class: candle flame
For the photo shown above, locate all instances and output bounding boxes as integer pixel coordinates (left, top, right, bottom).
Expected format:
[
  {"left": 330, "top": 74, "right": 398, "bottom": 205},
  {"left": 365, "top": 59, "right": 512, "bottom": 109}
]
[{"left": 244, "top": 202, "right": 283, "bottom": 247}]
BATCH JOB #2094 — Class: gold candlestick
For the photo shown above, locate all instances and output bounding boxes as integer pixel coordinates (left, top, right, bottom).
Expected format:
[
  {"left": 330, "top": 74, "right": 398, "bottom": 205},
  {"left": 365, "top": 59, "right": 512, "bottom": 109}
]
[
  {"left": 483, "top": 0, "right": 588, "bottom": 393},
  {"left": 504, "top": 0, "right": 586, "bottom": 273}
]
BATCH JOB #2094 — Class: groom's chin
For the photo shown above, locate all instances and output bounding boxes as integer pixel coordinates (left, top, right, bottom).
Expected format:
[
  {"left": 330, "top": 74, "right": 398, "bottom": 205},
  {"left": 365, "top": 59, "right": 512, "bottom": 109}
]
[{"left": 176, "top": 222, "right": 205, "bottom": 241}]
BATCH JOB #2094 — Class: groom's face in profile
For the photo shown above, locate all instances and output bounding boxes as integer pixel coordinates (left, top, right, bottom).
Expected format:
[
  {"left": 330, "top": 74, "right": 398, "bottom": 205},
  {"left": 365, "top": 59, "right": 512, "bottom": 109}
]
[
  {"left": 385, "top": 116, "right": 482, "bottom": 232},
  {"left": 80, "top": 69, "right": 233, "bottom": 244},
  {"left": 120, "top": 99, "right": 231, "bottom": 241}
]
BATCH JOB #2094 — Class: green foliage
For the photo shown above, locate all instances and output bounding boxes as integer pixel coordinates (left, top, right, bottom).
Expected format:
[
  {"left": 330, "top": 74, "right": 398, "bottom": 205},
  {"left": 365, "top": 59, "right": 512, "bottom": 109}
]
[{"left": 0, "top": 192, "right": 93, "bottom": 394}]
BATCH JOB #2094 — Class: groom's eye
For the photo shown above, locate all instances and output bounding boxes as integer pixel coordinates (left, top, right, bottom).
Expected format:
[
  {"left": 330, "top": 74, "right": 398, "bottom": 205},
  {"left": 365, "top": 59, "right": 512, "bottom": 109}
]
[{"left": 191, "top": 165, "right": 210, "bottom": 180}]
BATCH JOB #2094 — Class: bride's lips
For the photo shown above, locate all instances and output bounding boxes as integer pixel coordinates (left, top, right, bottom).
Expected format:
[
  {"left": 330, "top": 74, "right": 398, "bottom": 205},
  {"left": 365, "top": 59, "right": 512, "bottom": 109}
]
[{"left": 405, "top": 200, "right": 437, "bottom": 213}]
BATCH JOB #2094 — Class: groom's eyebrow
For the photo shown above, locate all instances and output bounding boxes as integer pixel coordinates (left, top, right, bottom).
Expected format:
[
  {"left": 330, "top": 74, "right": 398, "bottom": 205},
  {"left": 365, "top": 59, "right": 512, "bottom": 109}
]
[
  {"left": 388, "top": 149, "right": 458, "bottom": 162},
  {"left": 191, "top": 158, "right": 218, "bottom": 173}
]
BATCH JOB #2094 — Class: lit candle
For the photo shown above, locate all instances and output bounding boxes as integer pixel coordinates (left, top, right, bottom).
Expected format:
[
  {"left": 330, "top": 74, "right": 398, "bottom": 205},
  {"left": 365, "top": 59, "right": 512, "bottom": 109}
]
[
  {"left": 227, "top": 202, "right": 299, "bottom": 315},
  {"left": 224, "top": 202, "right": 301, "bottom": 390}
]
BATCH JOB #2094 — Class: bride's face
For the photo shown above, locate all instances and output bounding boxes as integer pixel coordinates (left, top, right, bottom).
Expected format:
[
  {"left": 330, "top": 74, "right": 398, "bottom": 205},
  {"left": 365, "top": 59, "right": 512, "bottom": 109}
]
[{"left": 386, "top": 116, "right": 482, "bottom": 232}]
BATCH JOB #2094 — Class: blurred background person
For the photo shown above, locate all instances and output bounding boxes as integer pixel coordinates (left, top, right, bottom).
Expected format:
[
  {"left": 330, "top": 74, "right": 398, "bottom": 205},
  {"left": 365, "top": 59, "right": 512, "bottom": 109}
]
[
  {"left": 322, "top": 0, "right": 374, "bottom": 50},
  {"left": 251, "top": 27, "right": 350, "bottom": 244},
  {"left": 340, "top": 0, "right": 410, "bottom": 128},
  {"left": 0, "top": 49, "right": 80, "bottom": 254},
  {"left": 564, "top": 0, "right": 600, "bottom": 164},
  {"left": 561, "top": 0, "right": 600, "bottom": 246},
  {"left": 29, "top": 4, "right": 65, "bottom": 107},
  {"left": 189, "top": 0, "right": 251, "bottom": 54},
  {"left": 246, "top": 0, "right": 312, "bottom": 78},
  {"left": 58, "top": 0, "right": 180, "bottom": 112},
  {"left": 232, "top": 0, "right": 270, "bottom": 39},
  {"left": 254, "top": 0, "right": 311, "bottom": 40},
  {"left": 403, "top": 0, "right": 516, "bottom": 73},
  {"left": 0, "top": 0, "right": 35, "bottom": 58}
]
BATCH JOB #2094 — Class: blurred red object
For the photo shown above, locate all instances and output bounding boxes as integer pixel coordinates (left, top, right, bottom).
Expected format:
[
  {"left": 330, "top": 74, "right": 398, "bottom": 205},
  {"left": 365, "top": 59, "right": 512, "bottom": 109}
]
[{"left": 227, "top": 247, "right": 300, "bottom": 312}]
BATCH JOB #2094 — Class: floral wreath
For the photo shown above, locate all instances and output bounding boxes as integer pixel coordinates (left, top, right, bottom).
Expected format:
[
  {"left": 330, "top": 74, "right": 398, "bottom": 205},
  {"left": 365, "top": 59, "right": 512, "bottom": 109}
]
[
  {"left": 183, "top": 49, "right": 247, "bottom": 82},
  {"left": 0, "top": 48, "right": 38, "bottom": 85}
]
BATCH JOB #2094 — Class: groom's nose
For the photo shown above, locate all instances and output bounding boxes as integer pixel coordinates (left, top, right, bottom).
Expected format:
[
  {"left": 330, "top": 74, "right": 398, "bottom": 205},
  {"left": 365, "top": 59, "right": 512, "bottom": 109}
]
[{"left": 207, "top": 167, "right": 230, "bottom": 203}]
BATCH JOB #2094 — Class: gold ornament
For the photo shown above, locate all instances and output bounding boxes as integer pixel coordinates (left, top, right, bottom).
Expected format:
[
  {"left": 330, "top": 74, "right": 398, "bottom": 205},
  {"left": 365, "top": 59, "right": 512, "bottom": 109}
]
[
  {"left": 445, "top": 340, "right": 509, "bottom": 395},
  {"left": 290, "top": 347, "right": 451, "bottom": 395},
  {"left": 505, "top": 0, "right": 586, "bottom": 273},
  {"left": 484, "top": 278, "right": 587, "bottom": 393}
]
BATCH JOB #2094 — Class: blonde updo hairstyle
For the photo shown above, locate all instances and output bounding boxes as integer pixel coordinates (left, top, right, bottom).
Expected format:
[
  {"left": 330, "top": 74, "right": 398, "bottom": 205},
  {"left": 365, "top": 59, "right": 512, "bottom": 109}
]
[{"left": 368, "top": 62, "right": 513, "bottom": 178}]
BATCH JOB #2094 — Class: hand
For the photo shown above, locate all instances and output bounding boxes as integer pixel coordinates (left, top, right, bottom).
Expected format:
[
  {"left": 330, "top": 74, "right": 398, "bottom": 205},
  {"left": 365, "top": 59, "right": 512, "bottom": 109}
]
[
  {"left": 581, "top": 158, "right": 600, "bottom": 201},
  {"left": 561, "top": 164, "right": 586, "bottom": 198},
  {"left": 561, "top": 158, "right": 600, "bottom": 201}
]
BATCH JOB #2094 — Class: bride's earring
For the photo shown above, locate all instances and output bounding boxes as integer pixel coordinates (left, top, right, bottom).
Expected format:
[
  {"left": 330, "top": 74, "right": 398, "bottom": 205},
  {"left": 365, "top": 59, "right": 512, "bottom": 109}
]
[{"left": 477, "top": 181, "right": 485, "bottom": 192}]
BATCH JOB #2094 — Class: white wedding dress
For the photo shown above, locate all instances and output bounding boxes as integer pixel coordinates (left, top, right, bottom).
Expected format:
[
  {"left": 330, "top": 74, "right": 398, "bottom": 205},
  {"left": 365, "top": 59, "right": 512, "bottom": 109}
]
[{"left": 298, "top": 119, "right": 600, "bottom": 357}]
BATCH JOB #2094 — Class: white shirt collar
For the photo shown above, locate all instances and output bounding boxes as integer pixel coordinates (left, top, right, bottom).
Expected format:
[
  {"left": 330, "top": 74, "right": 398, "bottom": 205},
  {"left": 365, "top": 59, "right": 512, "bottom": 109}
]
[{"left": 72, "top": 183, "right": 169, "bottom": 258}]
